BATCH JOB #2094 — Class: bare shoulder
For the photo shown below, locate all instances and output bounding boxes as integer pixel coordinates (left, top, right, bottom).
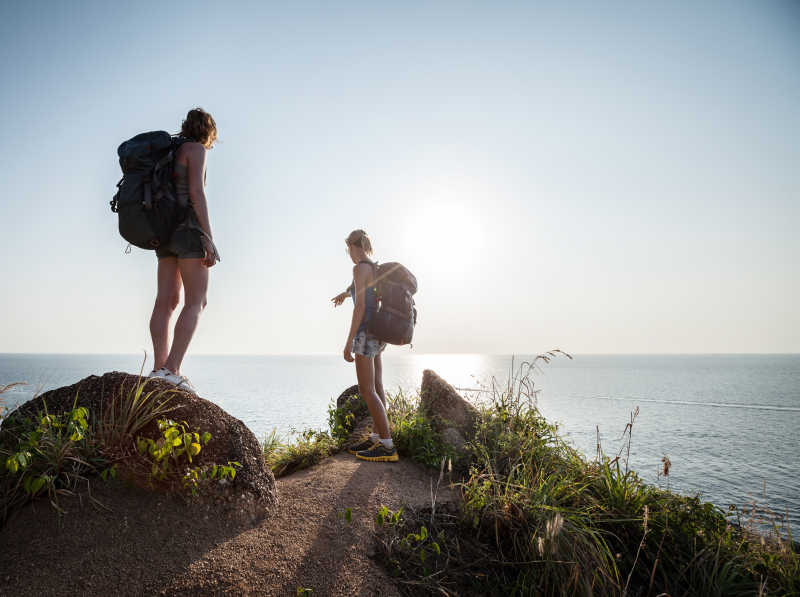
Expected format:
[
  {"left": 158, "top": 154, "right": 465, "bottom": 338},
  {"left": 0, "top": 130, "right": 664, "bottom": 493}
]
[
  {"left": 176, "top": 140, "right": 204, "bottom": 162},
  {"left": 353, "top": 262, "right": 372, "bottom": 280},
  {"left": 180, "top": 141, "right": 205, "bottom": 158}
]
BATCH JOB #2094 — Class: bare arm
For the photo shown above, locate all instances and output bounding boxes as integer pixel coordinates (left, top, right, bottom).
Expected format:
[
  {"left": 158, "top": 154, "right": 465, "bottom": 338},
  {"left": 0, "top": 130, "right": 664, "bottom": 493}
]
[
  {"left": 330, "top": 290, "right": 349, "bottom": 307},
  {"left": 343, "top": 265, "right": 370, "bottom": 360},
  {"left": 186, "top": 143, "right": 216, "bottom": 266}
]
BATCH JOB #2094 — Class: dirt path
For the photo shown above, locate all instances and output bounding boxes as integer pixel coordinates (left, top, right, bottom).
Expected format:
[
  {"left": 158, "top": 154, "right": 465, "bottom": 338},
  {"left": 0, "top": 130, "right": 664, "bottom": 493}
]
[{"left": 0, "top": 453, "right": 455, "bottom": 596}]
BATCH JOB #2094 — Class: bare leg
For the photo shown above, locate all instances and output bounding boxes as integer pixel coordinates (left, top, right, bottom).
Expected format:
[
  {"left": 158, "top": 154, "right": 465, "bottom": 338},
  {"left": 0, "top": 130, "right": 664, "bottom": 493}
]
[
  {"left": 163, "top": 258, "right": 208, "bottom": 375},
  {"left": 355, "top": 355, "right": 391, "bottom": 439},
  {"left": 150, "top": 258, "right": 181, "bottom": 370},
  {"left": 374, "top": 352, "right": 386, "bottom": 407}
]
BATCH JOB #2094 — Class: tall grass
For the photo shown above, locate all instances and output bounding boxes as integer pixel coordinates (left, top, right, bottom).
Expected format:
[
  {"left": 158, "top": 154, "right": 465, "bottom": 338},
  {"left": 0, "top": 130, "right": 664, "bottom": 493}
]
[
  {"left": 375, "top": 356, "right": 799, "bottom": 597},
  {"left": 97, "top": 373, "right": 178, "bottom": 450}
]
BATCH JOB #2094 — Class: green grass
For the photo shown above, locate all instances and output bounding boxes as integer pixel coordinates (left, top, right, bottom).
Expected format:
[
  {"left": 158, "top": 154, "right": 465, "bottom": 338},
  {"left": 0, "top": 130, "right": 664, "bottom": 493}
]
[
  {"left": 373, "top": 356, "right": 800, "bottom": 597},
  {"left": 386, "top": 389, "right": 455, "bottom": 469},
  {"left": 263, "top": 428, "right": 339, "bottom": 478}
]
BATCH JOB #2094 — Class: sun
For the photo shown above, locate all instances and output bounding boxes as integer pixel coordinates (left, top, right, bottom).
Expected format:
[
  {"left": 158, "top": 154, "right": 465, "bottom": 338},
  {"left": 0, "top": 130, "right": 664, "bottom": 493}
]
[{"left": 410, "top": 201, "right": 484, "bottom": 263}]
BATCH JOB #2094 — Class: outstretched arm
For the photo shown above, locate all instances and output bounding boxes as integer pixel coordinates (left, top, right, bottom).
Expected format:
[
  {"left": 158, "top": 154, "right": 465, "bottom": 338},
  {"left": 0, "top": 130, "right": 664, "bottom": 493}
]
[{"left": 331, "top": 289, "right": 349, "bottom": 307}]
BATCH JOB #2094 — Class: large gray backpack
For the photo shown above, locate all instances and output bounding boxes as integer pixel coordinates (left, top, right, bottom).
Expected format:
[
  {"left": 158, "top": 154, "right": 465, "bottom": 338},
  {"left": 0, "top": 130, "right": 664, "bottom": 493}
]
[{"left": 110, "top": 131, "right": 188, "bottom": 250}]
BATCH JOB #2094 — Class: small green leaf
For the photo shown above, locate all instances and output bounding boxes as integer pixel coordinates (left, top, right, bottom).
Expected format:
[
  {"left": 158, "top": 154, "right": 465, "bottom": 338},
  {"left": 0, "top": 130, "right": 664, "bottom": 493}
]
[
  {"left": 431, "top": 542, "right": 441, "bottom": 555},
  {"left": 344, "top": 508, "right": 352, "bottom": 523},
  {"left": 31, "top": 476, "right": 46, "bottom": 495},
  {"left": 420, "top": 526, "right": 428, "bottom": 540},
  {"left": 201, "top": 432, "right": 211, "bottom": 445}
]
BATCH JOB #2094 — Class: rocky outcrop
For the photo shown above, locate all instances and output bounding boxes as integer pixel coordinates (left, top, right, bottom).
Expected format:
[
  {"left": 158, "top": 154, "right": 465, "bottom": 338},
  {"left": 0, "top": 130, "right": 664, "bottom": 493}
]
[
  {"left": 335, "top": 384, "right": 373, "bottom": 448},
  {"left": 420, "top": 369, "right": 478, "bottom": 450},
  {"left": 1, "top": 372, "right": 277, "bottom": 509}
]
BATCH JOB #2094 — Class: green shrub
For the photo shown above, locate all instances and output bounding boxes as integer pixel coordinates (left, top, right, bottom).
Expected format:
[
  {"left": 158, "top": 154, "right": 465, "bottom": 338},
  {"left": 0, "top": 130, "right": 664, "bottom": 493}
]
[
  {"left": 387, "top": 390, "right": 452, "bottom": 469},
  {"left": 136, "top": 418, "right": 240, "bottom": 495},
  {"left": 0, "top": 401, "right": 106, "bottom": 523},
  {"left": 263, "top": 428, "right": 338, "bottom": 478},
  {"left": 327, "top": 393, "right": 367, "bottom": 445}
]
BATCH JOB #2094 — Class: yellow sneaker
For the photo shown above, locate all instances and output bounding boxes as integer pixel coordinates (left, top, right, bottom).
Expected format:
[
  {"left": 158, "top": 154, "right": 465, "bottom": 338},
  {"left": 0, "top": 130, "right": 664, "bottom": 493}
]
[
  {"left": 356, "top": 442, "right": 399, "bottom": 462},
  {"left": 347, "top": 438, "right": 379, "bottom": 455}
]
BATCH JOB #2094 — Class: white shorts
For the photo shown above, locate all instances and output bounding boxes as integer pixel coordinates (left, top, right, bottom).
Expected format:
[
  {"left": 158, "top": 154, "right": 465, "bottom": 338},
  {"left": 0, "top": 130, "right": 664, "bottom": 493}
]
[{"left": 352, "top": 330, "right": 386, "bottom": 358}]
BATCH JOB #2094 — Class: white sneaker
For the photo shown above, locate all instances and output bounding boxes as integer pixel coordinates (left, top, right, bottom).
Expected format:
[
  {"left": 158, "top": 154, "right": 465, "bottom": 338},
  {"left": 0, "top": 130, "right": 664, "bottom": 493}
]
[
  {"left": 149, "top": 368, "right": 195, "bottom": 394},
  {"left": 149, "top": 367, "right": 171, "bottom": 380},
  {"left": 164, "top": 371, "right": 196, "bottom": 394}
]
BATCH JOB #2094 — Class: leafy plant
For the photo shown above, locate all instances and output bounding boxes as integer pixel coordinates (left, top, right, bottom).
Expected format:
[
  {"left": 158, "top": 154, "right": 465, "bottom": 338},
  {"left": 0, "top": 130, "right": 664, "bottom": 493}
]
[
  {"left": 136, "top": 418, "right": 239, "bottom": 495},
  {"left": 387, "top": 390, "right": 453, "bottom": 469},
  {"left": 136, "top": 418, "right": 210, "bottom": 478},
  {"left": 0, "top": 401, "right": 106, "bottom": 523},
  {"left": 327, "top": 395, "right": 366, "bottom": 445}
]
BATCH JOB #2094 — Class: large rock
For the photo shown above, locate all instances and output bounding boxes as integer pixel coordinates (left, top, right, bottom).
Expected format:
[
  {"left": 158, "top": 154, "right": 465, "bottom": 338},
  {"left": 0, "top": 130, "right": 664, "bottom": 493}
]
[
  {"left": 1, "top": 372, "right": 277, "bottom": 509},
  {"left": 420, "top": 369, "right": 478, "bottom": 449},
  {"left": 335, "top": 384, "right": 373, "bottom": 448}
]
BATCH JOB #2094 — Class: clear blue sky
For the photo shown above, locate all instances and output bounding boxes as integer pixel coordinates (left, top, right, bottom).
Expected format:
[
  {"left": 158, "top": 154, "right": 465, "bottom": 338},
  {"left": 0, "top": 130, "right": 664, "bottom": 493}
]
[{"left": 1, "top": 1, "right": 798, "bottom": 354}]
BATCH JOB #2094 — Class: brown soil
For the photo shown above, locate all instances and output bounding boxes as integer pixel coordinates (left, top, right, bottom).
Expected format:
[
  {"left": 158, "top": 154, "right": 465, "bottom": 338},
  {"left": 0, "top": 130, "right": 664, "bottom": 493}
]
[{"left": 0, "top": 452, "right": 456, "bottom": 596}]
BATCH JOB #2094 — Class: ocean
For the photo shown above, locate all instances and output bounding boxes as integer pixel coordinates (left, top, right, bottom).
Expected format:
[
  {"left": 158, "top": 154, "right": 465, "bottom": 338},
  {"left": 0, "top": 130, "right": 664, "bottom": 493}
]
[{"left": 1, "top": 353, "right": 798, "bottom": 531}]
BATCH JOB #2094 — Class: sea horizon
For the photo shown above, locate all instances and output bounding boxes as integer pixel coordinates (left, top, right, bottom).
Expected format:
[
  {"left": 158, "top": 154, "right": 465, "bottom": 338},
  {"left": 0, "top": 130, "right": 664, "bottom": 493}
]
[{"left": 2, "top": 352, "right": 798, "bottom": 533}]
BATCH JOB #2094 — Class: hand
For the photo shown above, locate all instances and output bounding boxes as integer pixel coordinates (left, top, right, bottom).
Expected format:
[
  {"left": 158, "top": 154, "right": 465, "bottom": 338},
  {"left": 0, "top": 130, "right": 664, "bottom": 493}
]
[
  {"left": 343, "top": 344, "right": 354, "bottom": 362},
  {"left": 331, "top": 292, "right": 347, "bottom": 307},
  {"left": 202, "top": 236, "right": 217, "bottom": 268}
]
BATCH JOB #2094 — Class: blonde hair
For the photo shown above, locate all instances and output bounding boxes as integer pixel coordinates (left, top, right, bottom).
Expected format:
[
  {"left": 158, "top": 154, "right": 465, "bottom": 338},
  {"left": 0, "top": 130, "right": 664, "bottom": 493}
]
[
  {"left": 346, "top": 229, "right": 373, "bottom": 255},
  {"left": 180, "top": 107, "right": 218, "bottom": 148}
]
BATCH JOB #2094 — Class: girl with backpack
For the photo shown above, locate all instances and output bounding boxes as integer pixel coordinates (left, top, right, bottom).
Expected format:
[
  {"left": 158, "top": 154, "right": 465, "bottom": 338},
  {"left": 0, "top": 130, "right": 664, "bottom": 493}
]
[
  {"left": 332, "top": 229, "right": 398, "bottom": 462},
  {"left": 149, "top": 108, "right": 220, "bottom": 392}
]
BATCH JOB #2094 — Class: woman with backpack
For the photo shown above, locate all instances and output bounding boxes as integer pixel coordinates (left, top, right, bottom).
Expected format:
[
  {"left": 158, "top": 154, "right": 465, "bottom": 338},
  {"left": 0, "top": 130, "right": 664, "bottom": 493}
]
[
  {"left": 332, "top": 229, "right": 398, "bottom": 462},
  {"left": 149, "top": 108, "right": 220, "bottom": 392}
]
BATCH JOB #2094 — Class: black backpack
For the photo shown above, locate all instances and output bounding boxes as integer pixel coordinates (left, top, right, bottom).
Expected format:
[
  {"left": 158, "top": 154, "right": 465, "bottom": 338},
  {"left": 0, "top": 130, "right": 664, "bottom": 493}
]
[
  {"left": 110, "top": 131, "right": 188, "bottom": 250},
  {"left": 367, "top": 262, "right": 418, "bottom": 345}
]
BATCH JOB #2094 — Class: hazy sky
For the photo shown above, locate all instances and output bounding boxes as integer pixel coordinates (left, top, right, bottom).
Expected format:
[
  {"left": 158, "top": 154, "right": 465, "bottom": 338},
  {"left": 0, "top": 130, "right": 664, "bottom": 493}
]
[{"left": 0, "top": 1, "right": 798, "bottom": 355}]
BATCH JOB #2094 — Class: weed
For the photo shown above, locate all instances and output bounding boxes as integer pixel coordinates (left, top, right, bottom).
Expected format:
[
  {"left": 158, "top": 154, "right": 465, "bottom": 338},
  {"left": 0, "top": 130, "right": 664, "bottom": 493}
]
[
  {"left": 98, "top": 362, "right": 177, "bottom": 449},
  {"left": 387, "top": 390, "right": 453, "bottom": 469},
  {"left": 0, "top": 401, "right": 106, "bottom": 523},
  {"left": 135, "top": 418, "right": 240, "bottom": 495},
  {"left": 263, "top": 428, "right": 338, "bottom": 478}
]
